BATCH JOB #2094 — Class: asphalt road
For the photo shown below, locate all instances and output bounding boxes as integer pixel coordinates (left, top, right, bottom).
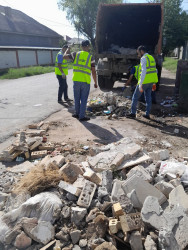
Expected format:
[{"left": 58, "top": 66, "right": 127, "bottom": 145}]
[{"left": 0, "top": 70, "right": 95, "bottom": 142}]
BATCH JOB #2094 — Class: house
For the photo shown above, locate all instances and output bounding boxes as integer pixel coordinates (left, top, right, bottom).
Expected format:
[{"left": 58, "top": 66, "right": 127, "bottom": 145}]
[
  {"left": 0, "top": 5, "right": 62, "bottom": 47},
  {"left": 63, "top": 35, "right": 72, "bottom": 42},
  {"left": 68, "top": 37, "right": 84, "bottom": 45}
]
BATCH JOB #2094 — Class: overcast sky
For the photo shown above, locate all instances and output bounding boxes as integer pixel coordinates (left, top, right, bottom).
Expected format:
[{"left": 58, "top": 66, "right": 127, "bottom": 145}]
[{"left": 0, "top": 0, "right": 187, "bottom": 39}]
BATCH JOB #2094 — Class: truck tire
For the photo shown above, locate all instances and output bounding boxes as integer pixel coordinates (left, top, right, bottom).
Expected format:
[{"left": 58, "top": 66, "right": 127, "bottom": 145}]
[{"left": 98, "top": 76, "right": 114, "bottom": 90}]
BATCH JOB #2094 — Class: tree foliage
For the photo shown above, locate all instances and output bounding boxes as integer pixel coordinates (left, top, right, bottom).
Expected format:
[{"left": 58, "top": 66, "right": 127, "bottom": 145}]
[
  {"left": 58, "top": 0, "right": 124, "bottom": 47},
  {"left": 148, "top": 0, "right": 188, "bottom": 54}
]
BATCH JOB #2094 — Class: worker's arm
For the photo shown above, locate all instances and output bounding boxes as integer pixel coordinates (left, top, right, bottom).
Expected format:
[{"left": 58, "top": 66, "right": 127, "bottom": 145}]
[
  {"left": 138, "top": 57, "right": 147, "bottom": 92},
  {"left": 91, "top": 67, "right": 98, "bottom": 88},
  {"left": 58, "top": 63, "right": 64, "bottom": 74},
  {"left": 125, "top": 74, "right": 133, "bottom": 86},
  {"left": 63, "top": 47, "right": 71, "bottom": 60}
]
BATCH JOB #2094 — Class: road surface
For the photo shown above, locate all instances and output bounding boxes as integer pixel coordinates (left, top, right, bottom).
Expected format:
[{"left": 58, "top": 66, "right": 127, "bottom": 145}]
[{"left": 0, "top": 70, "right": 96, "bottom": 142}]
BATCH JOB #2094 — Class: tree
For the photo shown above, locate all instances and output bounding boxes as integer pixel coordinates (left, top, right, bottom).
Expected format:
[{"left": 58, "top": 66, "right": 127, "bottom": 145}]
[
  {"left": 147, "top": 0, "right": 188, "bottom": 54},
  {"left": 58, "top": 0, "right": 124, "bottom": 48}
]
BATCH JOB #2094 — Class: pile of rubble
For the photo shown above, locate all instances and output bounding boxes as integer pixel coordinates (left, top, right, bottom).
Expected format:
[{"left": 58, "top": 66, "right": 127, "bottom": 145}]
[
  {"left": 0, "top": 136, "right": 188, "bottom": 249},
  {"left": 87, "top": 92, "right": 132, "bottom": 119}
]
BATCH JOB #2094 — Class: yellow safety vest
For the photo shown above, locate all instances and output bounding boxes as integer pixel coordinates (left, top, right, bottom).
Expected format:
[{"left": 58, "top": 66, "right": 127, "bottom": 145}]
[
  {"left": 138, "top": 54, "right": 158, "bottom": 85},
  {"left": 73, "top": 51, "right": 92, "bottom": 84},
  {"left": 55, "top": 51, "right": 68, "bottom": 76},
  {"left": 134, "top": 65, "right": 141, "bottom": 81}
]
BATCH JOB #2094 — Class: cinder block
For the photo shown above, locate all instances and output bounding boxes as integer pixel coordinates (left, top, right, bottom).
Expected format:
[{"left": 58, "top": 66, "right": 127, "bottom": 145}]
[
  {"left": 31, "top": 150, "right": 47, "bottom": 159},
  {"left": 119, "top": 213, "right": 142, "bottom": 233},
  {"left": 77, "top": 180, "right": 97, "bottom": 208},
  {"left": 59, "top": 180, "right": 81, "bottom": 196},
  {"left": 59, "top": 163, "right": 84, "bottom": 184},
  {"left": 109, "top": 219, "right": 121, "bottom": 234},
  {"left": 83, "top": 168, "right": 101, "bottom": 185},
  {"left": 122, "top": 174, "right": 167, "bottom": 206},
  {"left": 112, "top": 203, "right": 124, "bottom": 217}
]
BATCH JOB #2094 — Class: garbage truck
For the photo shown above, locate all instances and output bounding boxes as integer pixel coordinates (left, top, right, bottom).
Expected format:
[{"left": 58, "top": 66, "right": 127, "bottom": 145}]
[{"left": 96, "top": 3, "right": 163, "bottom": 89}]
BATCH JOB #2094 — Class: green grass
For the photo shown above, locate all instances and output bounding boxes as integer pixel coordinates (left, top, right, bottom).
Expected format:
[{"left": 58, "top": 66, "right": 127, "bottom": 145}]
[
  {"left": 163, "top": 57, "right": 178, "bottom": 73},
  {"left": 0, "top": 64, "right": 73, "bottom": 79}
]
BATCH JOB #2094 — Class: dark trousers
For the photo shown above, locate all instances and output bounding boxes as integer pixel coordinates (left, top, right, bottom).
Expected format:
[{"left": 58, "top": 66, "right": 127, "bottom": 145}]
[{"left": 56, "top": 75, "right": 68, "bottom": 101}]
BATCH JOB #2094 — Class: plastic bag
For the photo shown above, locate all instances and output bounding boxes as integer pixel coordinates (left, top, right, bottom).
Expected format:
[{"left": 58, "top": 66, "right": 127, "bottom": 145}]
[{"left": 159, "top": 161, "right": 187, "bottom": 176}]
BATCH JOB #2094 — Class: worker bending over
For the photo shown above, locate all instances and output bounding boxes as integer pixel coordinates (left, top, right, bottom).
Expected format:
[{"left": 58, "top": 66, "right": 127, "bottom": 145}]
[{"left": 126, "top": 46, "right": 158, "bottom": 119}]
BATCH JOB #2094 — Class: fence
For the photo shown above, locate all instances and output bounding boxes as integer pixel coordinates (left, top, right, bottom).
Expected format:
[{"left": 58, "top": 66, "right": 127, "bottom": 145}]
[{"left": 0, "top": 46, "right": 61, "bottom": 69}]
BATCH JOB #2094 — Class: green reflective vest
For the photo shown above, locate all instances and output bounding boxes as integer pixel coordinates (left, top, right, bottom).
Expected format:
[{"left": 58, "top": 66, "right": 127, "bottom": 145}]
[
  {"left": 55, "top": 51, "right": 68, "bottom": 76},
  {"left": 134, "top": 65, "right": 141, "bottom": 81},
  {"left": 73, "top": 51, "right": 92, "bottom": 84},
  {"left": 138, "top": 54, "right": 158, "bottom": 85}
]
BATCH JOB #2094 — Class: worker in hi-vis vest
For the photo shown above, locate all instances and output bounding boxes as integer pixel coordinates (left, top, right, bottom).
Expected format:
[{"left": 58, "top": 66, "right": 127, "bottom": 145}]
[
  {"left": 64, "top": 40, "right": 98, "bottom": 122},
  {"left": 55, "top": 45, "right": 72, "bottom": 104},
  {"left": 125, "top": 64, "right": 157, "bottom": 104},
  {"left": 126, "top": 45, "right": 158, "bottom": 119}
]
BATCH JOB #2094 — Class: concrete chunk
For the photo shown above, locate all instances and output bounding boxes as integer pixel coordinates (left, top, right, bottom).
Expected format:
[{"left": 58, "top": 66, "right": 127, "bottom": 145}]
[
  {"left": 7, "top": 161, "right": 34, "bottom": 173},
  {"left": 117, "top": 154, "right": 151, "bottom": 171},
  {"left": 59, "top": 181, "right": 81, "bottom": 197},
  {"left": 149, "top": 149, "right": 169, "bottom": 161},
  {"left": 169, "top": 185, "right": 188, "bottom": 214},
  {"left": 127, "top": 165, "right": 152, "bottom": 182},
  {"left": 129, "top": 231, "right": 143, "bottom": 250},
  {"left": 159, "top": 229, "right": 181, "bottom": 250},
  {"left": 155, "top": 181, "right": 174, "bottom": 198},
  {"left": 122, "top": 174, "right": 167, "bottom": 207},
  {"left": 102, "top": 170, "right": 113, "bottom": 193},
  {"left": 71, "top": 207, "right": 87, "bottom": 225},
  {"left": 144, "top": 235, "right": 157, "bottom": 250}
]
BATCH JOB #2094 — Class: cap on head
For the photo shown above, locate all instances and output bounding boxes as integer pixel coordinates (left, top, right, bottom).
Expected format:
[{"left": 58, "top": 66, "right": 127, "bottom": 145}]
[
  {"left": 137, "top": 45, "right": 147, "bottom": 53},
  {"left": 63, "top": 45, "right": 68, "bottom": 49},
  {"left": 81, "top": 40, "right": 90, "bottom": 47}
]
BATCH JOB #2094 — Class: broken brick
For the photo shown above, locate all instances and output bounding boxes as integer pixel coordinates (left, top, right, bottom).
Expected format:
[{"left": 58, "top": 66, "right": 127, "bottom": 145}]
[
  {"left": 83, "top": 168, "right": 101, "bottom": 185},
  {"left": 31, "top": 150, "right": 47, "bottom": 159},
  {"left": 59, "top": 163, "right": 84, "bottom": 184},
  {"left": 109, "top": 219, "right": 121, "bottom": 234},
  {"left": 112, "top": 203, "right": 124, "bottom": 218}
]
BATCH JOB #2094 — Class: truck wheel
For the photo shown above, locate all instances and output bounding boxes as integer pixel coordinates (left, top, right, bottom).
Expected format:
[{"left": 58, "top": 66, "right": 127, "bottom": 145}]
[
  {"left": 98, "top": 76, "right": 114, "bottom": 90},
  {"left": 98, "top": 76, "right": 106, "bottom": 89}
]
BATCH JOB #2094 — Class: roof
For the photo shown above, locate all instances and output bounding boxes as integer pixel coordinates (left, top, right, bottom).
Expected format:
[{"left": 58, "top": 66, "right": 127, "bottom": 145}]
[
  {"left": 0, "top": 5, "right": 62, "bottom": 38},
  {"left": 68, "top": 37, "right": 84, "bottom": 44}
]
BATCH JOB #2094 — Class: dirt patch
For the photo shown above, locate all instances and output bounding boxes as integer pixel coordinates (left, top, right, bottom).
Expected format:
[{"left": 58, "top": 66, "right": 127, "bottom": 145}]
[{"left": 44, "top": 68, "right": 187, "bottom": 159}]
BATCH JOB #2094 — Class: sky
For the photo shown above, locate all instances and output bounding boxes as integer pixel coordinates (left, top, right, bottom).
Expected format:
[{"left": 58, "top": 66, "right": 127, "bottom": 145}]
[{"left": 0, "top": 0, "right": 187, "bottom": 39}]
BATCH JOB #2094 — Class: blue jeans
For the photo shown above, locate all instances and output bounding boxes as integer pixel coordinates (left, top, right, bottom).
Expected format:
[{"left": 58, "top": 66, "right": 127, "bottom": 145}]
[
  {"left": 74, "top": 81, "right": 90, "bottom": 119},
  {"left": 131, "top": 84, "right": 153, "bottom": 116},
  {"left": 57, "top": 75, "right": 68, "bottom": 101}
]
